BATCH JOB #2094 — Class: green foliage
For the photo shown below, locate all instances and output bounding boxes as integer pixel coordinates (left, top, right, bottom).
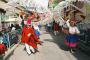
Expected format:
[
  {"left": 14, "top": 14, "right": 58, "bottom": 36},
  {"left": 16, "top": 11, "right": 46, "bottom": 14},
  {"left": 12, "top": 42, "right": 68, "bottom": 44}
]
[
  {"left": 53, "top": 0, "right": 58, "bottom": 8},
  {"left": 53, "top": 0, "right": 65, "bottom": 8}
]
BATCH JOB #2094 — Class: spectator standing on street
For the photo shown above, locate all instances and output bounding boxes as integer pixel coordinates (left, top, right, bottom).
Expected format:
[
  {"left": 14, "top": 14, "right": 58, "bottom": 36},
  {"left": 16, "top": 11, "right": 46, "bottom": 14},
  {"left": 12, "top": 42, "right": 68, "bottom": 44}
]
[
  {"left": 53, "top": 21, "right": 59, "bottom": 35},
  {"left": 33, "top": 22, "right": 40, "bottom": 39},
  {"left": 10, "top": 24, "right": 15, "bottom": 31},
  {"left": 15, "top": 24, "right": 21, "bottom": 35}
]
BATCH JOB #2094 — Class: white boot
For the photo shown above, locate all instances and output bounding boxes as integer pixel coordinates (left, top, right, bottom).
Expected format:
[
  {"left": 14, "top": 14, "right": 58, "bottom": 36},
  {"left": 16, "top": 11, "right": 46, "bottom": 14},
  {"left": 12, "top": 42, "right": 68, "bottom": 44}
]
[
  {"left": 29, "top": 46, "right": 35, "bottom": 53},
  {"left": 25, "top": 43, "right": 32, "bottom": 55}
]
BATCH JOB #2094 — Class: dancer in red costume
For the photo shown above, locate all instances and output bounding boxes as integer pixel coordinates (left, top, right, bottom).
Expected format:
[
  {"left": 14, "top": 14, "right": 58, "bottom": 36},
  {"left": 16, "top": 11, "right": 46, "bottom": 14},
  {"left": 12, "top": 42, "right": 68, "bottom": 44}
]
[{"left": 21, "top": 19, "right": 41, "bottom": 55}]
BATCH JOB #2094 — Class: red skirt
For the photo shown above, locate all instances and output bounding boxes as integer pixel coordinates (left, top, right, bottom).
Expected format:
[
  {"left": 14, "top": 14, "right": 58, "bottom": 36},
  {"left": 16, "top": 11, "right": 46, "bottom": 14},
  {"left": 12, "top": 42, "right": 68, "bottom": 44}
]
[{"left": 64, "top": 40, "right": 79, "bottom": 47}]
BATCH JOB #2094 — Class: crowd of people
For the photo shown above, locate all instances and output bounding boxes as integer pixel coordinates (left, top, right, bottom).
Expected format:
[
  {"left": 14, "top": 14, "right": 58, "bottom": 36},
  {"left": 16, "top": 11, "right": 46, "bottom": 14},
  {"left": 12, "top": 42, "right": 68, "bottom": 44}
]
[
  {"left": 0, "top": 18, "right": 42, "bottom": 55},
  {"left": 0, "top": 24, "right": 21, "bottom": 55},
  {"left": 0, "top": 17, "right": 81, "bottom": 56},
  {"left": 0, "top": 11, "right": 82, "bottom": 56}
]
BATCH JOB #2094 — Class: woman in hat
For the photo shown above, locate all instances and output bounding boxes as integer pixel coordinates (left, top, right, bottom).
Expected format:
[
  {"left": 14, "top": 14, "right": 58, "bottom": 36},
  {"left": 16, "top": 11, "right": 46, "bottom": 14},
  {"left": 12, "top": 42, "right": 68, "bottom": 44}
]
[
  {"left": 21, "top": 19, "right": 41, "bottom": 55},
  {"left": 64, "top": 19, "right": 80, "bottom": 53}
]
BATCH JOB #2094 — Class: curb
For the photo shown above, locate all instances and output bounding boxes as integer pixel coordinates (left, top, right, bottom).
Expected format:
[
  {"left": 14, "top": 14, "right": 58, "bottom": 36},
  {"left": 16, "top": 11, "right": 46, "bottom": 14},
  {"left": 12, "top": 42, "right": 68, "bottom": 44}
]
[{"left": 3, "top": 44, "right": 19, "bottom": 60}]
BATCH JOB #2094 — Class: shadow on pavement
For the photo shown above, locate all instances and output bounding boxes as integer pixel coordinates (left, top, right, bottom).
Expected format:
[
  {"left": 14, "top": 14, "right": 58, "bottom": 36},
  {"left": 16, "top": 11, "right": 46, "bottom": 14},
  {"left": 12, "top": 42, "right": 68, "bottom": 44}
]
[
  {"left": 44, "top": 32, "right": 68, "bottom": 51},
  {"left": 44, "top": 31, "right": 90, "bottom": 60}
]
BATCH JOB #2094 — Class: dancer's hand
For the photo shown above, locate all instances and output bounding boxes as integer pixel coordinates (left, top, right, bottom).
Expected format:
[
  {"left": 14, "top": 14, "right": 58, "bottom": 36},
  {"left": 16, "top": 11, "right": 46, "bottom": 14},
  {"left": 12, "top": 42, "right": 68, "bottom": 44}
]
[
  {"left": 27, "top": 33, "right": 31, "bottom": 37},
  {"left": 39, "top": 43, "right": 42, "bottom": 45},
  {"left": 37, "top": 42, "right": 42, "bottom": 45}
]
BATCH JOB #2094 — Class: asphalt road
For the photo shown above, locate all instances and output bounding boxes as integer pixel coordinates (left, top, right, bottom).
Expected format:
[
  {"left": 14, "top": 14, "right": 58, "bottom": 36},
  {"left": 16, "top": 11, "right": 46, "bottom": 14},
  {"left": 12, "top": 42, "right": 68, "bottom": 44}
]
[{"left": 8, "top": 28, "right": 90, "bottom": 60}]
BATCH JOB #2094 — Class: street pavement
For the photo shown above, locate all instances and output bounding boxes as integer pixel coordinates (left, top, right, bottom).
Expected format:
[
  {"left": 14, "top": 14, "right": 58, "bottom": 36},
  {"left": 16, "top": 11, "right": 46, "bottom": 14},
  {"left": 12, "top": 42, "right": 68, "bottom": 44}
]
[{"left": 8, "top": 28, "right": 90, "bottom": 60}]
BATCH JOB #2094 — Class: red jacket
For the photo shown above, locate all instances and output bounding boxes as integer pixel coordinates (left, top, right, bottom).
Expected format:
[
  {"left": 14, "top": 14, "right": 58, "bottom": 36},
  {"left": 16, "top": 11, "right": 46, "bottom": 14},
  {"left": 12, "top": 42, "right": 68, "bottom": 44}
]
[{"left": 21, "top": 26, "right": 40, "bottom": 49}]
